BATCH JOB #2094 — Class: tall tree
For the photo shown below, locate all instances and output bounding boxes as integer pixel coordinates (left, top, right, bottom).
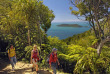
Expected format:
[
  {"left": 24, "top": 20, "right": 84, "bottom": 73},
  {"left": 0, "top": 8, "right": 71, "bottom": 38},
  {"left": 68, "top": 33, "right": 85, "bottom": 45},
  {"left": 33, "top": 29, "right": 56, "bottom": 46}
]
[
  {"left": 8, "top": 0, "right": 54, "bottom": 46},
  {"left": 70, "top": 0, "right": 110, "bottom": 55},
  {"left": 0, "top": 0, "right": 55, "bottom": 58},
  {"left": 38, "top": 3, "right": 55, "bottom": 44}
]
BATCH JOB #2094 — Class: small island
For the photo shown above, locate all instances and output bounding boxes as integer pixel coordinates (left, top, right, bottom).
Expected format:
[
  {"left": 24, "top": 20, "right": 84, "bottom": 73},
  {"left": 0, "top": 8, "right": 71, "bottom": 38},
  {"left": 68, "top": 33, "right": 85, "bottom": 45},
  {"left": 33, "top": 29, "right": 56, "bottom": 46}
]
[{"left": 57, "top": 24, "right": 83, "bottom": 27}]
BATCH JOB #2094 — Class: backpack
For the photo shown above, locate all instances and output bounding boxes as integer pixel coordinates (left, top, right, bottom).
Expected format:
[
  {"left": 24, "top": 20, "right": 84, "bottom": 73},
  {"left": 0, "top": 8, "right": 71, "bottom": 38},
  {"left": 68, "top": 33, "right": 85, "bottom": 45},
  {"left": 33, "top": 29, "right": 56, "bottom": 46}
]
[
  {"left": 8, "top": 48, "right": 15, "bottom": 54},
  {"left": 47, "top": 53, "right": 53, "bottom": 63},
  {"left": 47, "top": 53, "right": 57, "bottom": 63}
]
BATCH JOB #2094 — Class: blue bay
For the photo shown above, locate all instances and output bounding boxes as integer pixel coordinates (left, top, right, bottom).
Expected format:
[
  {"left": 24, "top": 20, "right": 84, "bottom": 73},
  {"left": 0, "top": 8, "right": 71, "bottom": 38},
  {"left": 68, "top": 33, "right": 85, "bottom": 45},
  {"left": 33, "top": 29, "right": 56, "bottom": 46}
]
[{"left": 46, "top": 21, "right": 91, "bottom": 39}]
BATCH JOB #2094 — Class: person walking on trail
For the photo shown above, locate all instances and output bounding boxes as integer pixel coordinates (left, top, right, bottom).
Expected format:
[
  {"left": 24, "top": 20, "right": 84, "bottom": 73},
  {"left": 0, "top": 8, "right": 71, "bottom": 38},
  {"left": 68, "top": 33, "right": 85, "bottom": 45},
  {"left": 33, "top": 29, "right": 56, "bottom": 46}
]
[
  {"left": 8, "top": 44, "right": 17, "bottom": 71},
  {"left": 30, "top": 45, "right": 40, "bottom": 73},
  {"left": 49, "top": 48, "right": 60, "bottom": 74}
]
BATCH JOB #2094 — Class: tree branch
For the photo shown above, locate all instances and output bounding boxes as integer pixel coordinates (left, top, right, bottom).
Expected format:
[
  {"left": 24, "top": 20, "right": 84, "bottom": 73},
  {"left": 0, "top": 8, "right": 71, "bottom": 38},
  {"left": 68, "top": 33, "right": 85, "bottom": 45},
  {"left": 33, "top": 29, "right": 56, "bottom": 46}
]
[{"left": 97, "top": 36, "right": 110, "bottom": 56}]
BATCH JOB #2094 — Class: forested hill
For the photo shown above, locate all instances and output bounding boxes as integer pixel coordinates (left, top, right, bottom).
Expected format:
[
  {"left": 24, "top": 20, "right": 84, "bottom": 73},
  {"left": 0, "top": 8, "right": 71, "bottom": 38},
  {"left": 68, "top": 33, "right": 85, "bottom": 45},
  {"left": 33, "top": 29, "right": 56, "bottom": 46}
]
[{"left": 62, "top": 30, "right": 94, "bottom": 46}]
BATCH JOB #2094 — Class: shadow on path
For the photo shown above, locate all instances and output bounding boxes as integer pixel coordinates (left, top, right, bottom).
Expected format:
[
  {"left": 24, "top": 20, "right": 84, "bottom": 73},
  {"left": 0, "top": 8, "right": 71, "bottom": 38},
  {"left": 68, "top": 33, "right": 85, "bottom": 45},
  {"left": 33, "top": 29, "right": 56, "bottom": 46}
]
[
  {"left": 0, "top": 68, "right": 52, "bottom": 74},
  {"left": 0, "top": 58, "right": 52, "bottom": 74},
  {"left": 0, "top": 58, "right": 10, "bottom": 71},
  {"left": 39, "top": 70, "right": 52, "bottom": 74}
]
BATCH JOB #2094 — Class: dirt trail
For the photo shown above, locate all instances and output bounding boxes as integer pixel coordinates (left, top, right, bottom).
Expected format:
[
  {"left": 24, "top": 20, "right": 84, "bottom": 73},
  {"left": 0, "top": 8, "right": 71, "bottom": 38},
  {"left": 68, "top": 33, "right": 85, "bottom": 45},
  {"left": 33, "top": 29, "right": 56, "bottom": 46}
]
[
  {"left": 0, "top": 58, "right": 68, "bottom": 74},
  {"left": 0, "top": 58, "right": 52, "bottom": 74}
]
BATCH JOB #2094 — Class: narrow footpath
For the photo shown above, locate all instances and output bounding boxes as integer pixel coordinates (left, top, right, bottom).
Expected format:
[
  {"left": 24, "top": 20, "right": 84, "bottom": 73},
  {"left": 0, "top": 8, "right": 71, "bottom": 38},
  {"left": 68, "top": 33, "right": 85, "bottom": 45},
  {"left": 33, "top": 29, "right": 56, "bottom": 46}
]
[{"left": 0, "top": 58, "right": 52, "bottom": 74}]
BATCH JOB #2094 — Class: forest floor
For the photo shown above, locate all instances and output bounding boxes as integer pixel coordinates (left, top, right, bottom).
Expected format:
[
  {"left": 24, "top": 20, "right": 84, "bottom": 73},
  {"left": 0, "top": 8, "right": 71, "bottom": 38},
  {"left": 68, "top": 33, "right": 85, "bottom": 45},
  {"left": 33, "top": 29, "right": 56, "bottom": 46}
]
[{"left": 0, "top": 58, "right": 67, "bottom": 74}]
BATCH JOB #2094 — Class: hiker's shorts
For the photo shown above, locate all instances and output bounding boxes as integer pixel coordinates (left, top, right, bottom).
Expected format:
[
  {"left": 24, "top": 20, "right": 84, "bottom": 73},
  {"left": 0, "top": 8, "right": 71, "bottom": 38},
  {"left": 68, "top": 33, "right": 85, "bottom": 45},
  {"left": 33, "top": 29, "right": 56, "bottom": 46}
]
[
  {"left": 10, "top": 56, "right": 17, "bottom": 68},
  {"left": 51, "top": 62, "right": 57, "bottom": 74},
  {"left": 32, "top": 59, "right": 37, "bottom": 65}
]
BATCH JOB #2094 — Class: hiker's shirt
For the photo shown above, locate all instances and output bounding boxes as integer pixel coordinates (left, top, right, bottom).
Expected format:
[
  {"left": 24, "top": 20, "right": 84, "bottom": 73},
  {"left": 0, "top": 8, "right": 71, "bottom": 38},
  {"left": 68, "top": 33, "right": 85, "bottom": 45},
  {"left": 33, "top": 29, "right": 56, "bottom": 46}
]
[
  {"left": 32, "top": 50, "right": 39, "bottom": 62},
  {"left": 8, "top": 48, "right": 15, "bottom": 57},
  {"left": 49, "top": 53, "right": 58, "bottom": 64}
]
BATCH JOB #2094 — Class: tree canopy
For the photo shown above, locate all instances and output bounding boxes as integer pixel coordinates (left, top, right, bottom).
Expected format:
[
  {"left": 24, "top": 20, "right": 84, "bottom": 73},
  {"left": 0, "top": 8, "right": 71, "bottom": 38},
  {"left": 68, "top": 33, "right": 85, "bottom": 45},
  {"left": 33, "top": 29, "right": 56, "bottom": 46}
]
[
  {"left": 70, "top": 0, "right": 110, "bottom": 55},
  {"left": 0, "top": 0, "right": 55, "bottom": 59}
]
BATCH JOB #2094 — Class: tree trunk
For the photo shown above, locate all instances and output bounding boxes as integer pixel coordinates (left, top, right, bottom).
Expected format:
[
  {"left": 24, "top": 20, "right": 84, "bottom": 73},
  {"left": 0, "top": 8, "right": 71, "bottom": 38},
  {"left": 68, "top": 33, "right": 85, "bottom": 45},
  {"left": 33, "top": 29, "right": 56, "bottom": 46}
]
[
  {"left": 92, "top": 26, "right": 98, "bottom": 39},
  {"left": 43, "top": 30, "right": 48, "bottom": 44},
  {"left": 108, "top": 16, "right": 110, "bottom": 34},
  {"left": 97, "top": 36, "right": 110, "bottom": 56},
  {"left": 89, "top": 20, "right": 98, "bottom": 38},
  {"left": 89, "top": 10, "right": 99, "bottom": 38},
  {"left": 37, "top": 24, "right": 42, "bottom": 46},
  {"left": 28, "top": 29, "right": 31, "bottom": 45}
]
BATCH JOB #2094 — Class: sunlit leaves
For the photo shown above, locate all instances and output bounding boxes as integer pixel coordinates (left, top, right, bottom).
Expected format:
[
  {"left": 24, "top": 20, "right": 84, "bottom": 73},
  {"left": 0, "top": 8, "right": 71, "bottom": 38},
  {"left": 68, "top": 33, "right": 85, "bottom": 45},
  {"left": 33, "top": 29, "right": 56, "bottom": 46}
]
[
  {"left": 48, "top": 36, "right": 68, "bottom": 53},
  {"left": 76, "top": 2, "right": 89, "bottom": 16},
  {"left": 69, "top": 7, "right": 73, "bottom": 10},
  {"left": 70, "top": 0, "right": 110, "bottom": 42},
  {"left": 59, "top": 42, "right": 110, "bottom": 73},
  {"left": 71, "top": 10, "right": 79, "bottom": 15},
  {"left": 0, "top": 0, "right": 55, "bottom": 59}
]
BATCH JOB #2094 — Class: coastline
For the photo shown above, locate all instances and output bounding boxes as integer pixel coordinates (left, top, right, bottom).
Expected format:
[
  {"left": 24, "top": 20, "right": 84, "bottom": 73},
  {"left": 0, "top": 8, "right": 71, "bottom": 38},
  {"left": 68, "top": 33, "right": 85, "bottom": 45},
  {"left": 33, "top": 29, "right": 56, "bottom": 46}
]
[
  {"left": 57, "top": 24, "right": 82, "bottom": 27},
  {"left": 47, "top": 22, "right": 90, "bottom": 39}
]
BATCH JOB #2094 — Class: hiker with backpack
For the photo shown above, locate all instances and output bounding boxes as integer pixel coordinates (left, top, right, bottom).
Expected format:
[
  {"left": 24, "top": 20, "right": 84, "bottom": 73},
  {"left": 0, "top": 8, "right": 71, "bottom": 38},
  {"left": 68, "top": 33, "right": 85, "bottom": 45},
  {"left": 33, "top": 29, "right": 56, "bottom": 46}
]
[
  {"left": 49, "top": 48, "right": 60, "bottom": 74},
  {"left": 30, "top": 45, "right": 40, "bottom": 73},
  {"left": 8, "top": 44, "right": 17, "bottom": 71}
]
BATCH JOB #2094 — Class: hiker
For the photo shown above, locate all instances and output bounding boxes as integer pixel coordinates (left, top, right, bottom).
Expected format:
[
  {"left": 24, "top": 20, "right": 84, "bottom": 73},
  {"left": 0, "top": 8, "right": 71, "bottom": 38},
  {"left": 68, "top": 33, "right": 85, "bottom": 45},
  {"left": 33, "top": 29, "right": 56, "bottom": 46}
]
[
  {"left": 8, "top": 44, "right": 17, "bottom": 71},
  {"left": 30, "top": 45, "right": 40, "bottom": 73},
  {"left": 49, "top": 48, "right": 60, "bottom": 74}
]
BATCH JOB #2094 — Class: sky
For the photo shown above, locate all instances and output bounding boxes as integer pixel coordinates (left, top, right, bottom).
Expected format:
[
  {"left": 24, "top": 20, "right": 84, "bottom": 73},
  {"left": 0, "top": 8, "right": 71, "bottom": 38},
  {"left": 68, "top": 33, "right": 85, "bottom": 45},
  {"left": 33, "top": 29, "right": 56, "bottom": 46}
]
[{"left": 43, "top": 0, "right": 82, "bottom": 23}]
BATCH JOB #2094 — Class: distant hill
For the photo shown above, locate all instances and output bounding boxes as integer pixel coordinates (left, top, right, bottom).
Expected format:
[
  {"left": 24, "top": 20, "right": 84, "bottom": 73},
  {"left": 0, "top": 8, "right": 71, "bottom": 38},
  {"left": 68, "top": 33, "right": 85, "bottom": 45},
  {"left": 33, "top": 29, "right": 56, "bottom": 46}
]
[{"left": 57, "top": 24, "right": 88, "bottom": 27}]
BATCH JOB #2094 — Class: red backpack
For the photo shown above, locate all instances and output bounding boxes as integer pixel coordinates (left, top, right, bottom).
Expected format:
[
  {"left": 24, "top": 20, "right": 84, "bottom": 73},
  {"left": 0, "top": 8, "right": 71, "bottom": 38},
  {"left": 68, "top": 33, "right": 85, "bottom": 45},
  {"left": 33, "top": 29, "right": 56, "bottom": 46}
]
[{"left": 47, "top": 53, "right": 57, "bottom": 63}]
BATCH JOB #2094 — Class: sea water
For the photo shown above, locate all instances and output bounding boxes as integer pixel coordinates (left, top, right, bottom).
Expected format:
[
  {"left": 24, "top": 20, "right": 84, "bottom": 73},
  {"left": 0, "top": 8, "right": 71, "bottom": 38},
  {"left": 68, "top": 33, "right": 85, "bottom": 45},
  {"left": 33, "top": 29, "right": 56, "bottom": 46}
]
[{"left": 46, "top": 21, "right": 91, "bottom": 40}]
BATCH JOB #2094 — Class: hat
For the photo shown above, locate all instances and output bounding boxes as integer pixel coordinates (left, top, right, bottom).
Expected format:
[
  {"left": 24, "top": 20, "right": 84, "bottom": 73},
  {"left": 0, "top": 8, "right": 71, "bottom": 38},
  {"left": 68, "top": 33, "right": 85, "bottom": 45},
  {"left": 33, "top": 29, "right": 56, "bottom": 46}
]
[{"left": 52, "top": 48, "right": 58, "bottom": 52}]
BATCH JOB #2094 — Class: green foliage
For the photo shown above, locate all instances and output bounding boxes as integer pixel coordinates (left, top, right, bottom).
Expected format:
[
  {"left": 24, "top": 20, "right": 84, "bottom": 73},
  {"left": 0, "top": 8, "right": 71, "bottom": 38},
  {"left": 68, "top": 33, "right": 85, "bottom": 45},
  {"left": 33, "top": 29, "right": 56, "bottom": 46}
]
[
  {"left": 24, "top": 46, "right": 33, "bottom": 59},
  {"left": 39, "top": 5, "right": 55, "bottom": 33},
  {"left": 76, "top": 2, "right": 89, "bottom": 16},
  {"left": 69, "top": 7, "right": 73, "bottom": 10},
  {"left": 70, "top": 0, "right": 110, "bottom": 41},
  {"left": 96, "top": 46, "right": 110, "bottom": 73},
  {"left": 69, "top": 1, "right": 110, "bottom": 72},
  {"left": 59, "top": 44, "right": 96, "bottom": 73},
  {"left": 63, "top": 30, "right": 96, "bottom": 47},
  {"left": 48, "top": 36, "right": 68, "bottom": 54},
  {"left": 0, "top": 0, "right": 54, "bottom": 59},
  {"left": 61, "top": 29, "right": 110, "bottom": 73},
  {"left": 32, "top": 37, "right": 69, "bottom": 68},
  {"left": 71, "top": 10, "right": 79, "bottom": 15},
  {"left": 0, "top": 0, "right": 110, "bottom": 74},
  {"left": 59, "top": 44, "right": 110, "bottom": 74},
  {"left": 92, "top": 39, "right": 99, "bottom": 45}
]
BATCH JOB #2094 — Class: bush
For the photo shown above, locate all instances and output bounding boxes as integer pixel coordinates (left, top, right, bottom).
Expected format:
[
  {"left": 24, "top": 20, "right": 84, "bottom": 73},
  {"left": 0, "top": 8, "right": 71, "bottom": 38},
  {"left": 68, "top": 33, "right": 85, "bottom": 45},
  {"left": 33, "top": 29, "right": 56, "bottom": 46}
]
[{"left": 59, "top": 44, "right": 110, "bottom": 74}]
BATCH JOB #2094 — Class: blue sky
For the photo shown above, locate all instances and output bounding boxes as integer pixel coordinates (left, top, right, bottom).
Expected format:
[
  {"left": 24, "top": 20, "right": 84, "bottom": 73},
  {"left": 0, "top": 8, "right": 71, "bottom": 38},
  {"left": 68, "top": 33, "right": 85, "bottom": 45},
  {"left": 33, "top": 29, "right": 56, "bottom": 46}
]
[{"left": 43, "top": 0, "right": 82, "bottom": 22}]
